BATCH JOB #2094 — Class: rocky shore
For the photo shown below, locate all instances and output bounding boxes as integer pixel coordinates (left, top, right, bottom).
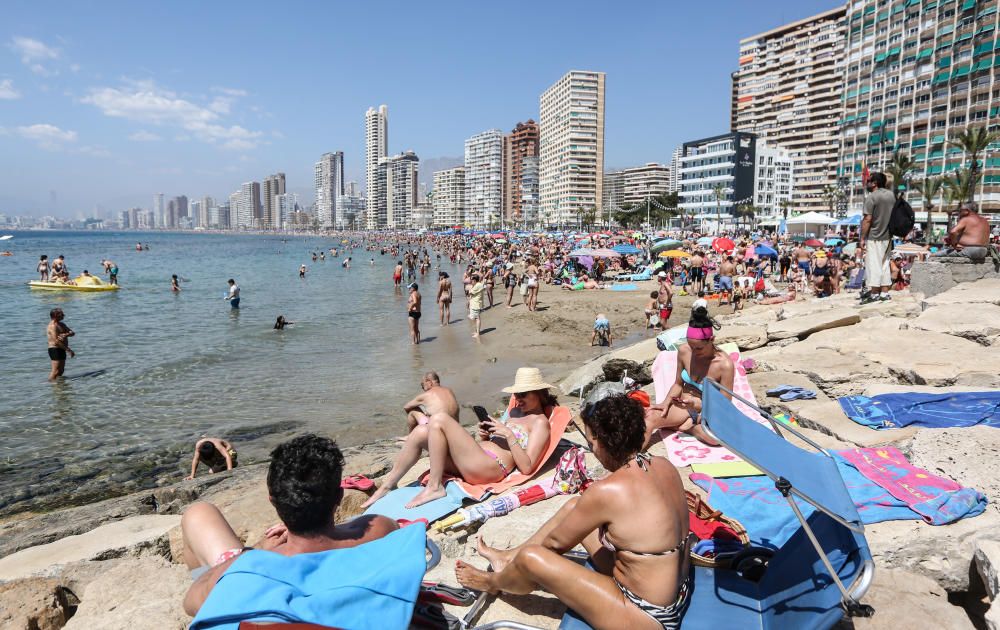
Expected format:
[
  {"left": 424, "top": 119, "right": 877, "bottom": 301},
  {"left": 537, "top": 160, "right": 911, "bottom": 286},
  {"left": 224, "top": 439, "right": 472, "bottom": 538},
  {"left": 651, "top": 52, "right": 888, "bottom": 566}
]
[{"left": 3, "top": 279, "right": 1000, "bottom": 629}]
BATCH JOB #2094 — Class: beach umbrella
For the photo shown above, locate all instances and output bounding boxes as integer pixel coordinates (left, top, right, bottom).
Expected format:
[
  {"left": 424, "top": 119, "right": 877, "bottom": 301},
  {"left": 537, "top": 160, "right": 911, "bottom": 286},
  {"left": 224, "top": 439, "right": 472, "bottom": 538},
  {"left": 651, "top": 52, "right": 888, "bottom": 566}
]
[
  {"left": 494, "top": 238, "right": 507, "bottom": 243},
  {"left": 650, "top": 239, "right": 682, "bottom": 253},
  {"left": 842, "top": 242, "right": 858, "bottom": 256},
  {"left": 612, "top": 244, "right": 642, "bottom": 255},
  {"left": 824, "top": 238, "right": 844, "bottom": 246},
  {"left": 590, "top": 248, "right": 621, "bottom": 258},
  {"left": 568, "top": 248, "right": 595, "bottom": 257},
  {"left": 754, "top": 244, "right": 778, "bottom": 258},
  {"left": 697, "top": 236, "right": 714, "bottom": 246},
  {"left": 804, "top": 238, "right": 825, "bottom": 247},
  {"left": 712, "top": 237, "right": 736, "bottom": 253},
  {"left": 659, "top": 250, "right": 691, "bottom": 258}
]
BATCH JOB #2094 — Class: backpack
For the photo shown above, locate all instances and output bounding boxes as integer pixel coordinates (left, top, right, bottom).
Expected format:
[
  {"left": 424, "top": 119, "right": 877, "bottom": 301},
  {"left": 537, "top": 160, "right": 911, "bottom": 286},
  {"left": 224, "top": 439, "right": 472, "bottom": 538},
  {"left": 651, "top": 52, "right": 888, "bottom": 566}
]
[{"left": 889, "top": 196, "right": 915, "bottom": 238}]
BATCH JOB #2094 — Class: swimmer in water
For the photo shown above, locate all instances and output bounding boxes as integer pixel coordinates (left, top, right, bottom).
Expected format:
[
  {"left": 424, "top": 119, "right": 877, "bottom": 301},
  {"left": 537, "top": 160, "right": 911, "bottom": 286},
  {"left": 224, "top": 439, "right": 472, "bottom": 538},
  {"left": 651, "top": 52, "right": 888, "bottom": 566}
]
[
  {"left": 171, "top": 274, "right": 181, "bottom": 292},
  {"left": 274, "top": 315, "right": 294, "bottom": 330},
  {"left": 299, "top": 264, "right": 307, "bottom": 278}
]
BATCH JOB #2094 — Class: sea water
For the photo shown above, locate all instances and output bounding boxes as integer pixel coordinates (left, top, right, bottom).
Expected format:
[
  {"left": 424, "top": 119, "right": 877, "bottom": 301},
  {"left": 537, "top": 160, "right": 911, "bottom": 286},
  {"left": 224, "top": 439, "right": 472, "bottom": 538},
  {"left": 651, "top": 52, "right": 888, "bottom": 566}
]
[{"left": 0, "top": 230, "right": 504, "bottom": 515}]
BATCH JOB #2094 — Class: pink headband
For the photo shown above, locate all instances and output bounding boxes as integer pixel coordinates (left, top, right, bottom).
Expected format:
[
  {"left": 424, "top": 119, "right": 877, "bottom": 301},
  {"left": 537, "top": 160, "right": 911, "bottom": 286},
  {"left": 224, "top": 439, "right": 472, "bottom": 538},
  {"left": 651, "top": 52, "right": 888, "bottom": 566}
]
[{"left": 687, "top": 326, "right": 715, "bottom": 341}]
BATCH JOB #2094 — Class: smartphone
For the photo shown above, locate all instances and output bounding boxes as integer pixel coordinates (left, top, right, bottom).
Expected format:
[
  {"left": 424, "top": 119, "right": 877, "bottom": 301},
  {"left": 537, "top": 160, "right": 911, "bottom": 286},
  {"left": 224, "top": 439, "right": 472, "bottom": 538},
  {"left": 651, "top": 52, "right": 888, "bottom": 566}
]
[{"left": 472, "top": 406, "right": 491, "bottom": 425}]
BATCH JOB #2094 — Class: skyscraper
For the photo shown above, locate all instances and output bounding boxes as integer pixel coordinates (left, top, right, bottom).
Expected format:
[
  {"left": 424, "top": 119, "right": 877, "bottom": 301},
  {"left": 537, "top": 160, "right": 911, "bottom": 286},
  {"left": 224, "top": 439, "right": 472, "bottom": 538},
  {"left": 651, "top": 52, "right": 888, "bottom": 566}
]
[
  {"left": 262, "top": 173, "right": 286, "bottom": 230},
  {"left": 503, "top": 120, "right": 540, "bottom": 223},
  {"left": 200, "top": 196, "right": 215, "bottom": 230},
  {"left": 732, "top": 7, "right": 846, "bottom": 212},
  {"left": 464, "top": 129, "right": 504, "bottom": 227},
  {"left": 433, "top": 167, "right": 466, "bottom": 226},
  {"left": 385, "top": 151, "right": 419, "bottom": 228},
  {"left": 237, "top": 182, "right": 260, "bottom": 229},
  {"left": 365, "top": 105, "right": 388, "bottom": 229},
  {"left": 154, "top": 193, "right": 164, "bottom": 228},
  {"left": 539, "top": 70, "right": 606, "bottom": 225},
  {"left": 314, "top": 153, "right": 344, "bottom": 228},
  {"left": 668, "top": 146, "right": 683, "bottom": 193}
]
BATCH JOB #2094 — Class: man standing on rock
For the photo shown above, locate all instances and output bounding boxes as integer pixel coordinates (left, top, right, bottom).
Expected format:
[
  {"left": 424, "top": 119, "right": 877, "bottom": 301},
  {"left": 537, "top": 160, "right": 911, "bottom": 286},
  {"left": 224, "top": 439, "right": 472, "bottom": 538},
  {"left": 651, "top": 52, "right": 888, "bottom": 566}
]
[
  {"left": 402, "top": 371, "right": 460, "bottom": 433},
  {"left": 860, "top": 172, "right": 895, "bottom": 303}
]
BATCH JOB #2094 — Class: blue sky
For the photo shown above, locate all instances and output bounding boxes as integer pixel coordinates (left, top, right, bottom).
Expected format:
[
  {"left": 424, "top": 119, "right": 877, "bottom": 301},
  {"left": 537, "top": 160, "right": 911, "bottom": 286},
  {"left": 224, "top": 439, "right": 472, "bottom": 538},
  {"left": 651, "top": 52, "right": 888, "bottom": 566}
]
[{"left": 1, "top": 0, "right": 837, "bottom": 217}]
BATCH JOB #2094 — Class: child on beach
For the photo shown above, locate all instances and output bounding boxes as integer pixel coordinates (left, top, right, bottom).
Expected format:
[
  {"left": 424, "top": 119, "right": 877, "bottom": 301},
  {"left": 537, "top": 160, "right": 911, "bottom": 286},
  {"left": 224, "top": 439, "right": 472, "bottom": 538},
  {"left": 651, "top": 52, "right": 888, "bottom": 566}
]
[
  {"left": 591, "top": 313, "right": 612, "bottom": 347},
  {"left": 643, "top": 291, "right": 660, "bottom": 330}
]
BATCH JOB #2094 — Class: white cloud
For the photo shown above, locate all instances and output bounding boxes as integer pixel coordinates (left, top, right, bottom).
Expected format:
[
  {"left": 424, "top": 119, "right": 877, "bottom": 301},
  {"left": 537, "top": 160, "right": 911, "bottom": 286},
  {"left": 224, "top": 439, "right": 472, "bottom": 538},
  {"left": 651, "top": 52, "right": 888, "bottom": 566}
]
[
  {"left": 15, "top": 123, "right": 77, "bottom": 149},
  {"left": 128, "top": 130, "right": 162, "bottom": 141},
  {"left": 76, "top": 145, "right": 110, "bottom": 157},
  {"left": 9, "top": 37, "right": 60, "bottom": 75},
  {"left": 212, "top": 86, "right": 248, "bottom": 97},
  {"left": 0, "top": 79, "right": 20, "bottom": 99},
  {"left": 81, "top": 80, "right": 262, "bottom": 150}
]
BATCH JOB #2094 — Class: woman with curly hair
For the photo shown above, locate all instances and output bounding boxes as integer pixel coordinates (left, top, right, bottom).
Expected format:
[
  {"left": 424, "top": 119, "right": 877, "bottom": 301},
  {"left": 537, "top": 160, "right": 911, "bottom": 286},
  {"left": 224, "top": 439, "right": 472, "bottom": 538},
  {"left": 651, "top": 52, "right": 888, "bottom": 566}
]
[
  {"left": 456, "top": 393, "right": 691, "bottom": 629},
  {"left": 645, "top": 304, "right": 735, "bottom": 447}
]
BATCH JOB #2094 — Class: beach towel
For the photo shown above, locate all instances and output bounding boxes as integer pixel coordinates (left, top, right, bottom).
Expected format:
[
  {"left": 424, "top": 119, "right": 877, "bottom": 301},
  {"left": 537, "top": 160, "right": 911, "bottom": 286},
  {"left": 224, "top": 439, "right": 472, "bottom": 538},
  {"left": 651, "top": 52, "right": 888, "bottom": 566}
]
[
  {"left": 839, "top": 392, "right": 1000, "bottom": 430},
  {"left": 609, "top": 283, "right": 638, "bottom": 291},
  {"left": 364, "top": 405, "right": 574, "bottom": 523},
  {"left": 690, "top": 461, "right": 762, "bottom": 478},
  {"left": 650, "top": 347, "right": 768, "bottom": 468},
  {"left": 838, "top": 447, "right": 987, "bottom": 525},
  {"left": 190, "top": 525, "right": 425, "bottom": 630}
]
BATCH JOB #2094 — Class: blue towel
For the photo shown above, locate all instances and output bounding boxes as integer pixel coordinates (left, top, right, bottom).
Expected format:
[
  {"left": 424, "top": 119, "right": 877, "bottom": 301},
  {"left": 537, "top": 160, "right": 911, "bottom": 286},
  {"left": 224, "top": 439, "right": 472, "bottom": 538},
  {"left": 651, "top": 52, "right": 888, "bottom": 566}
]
[
  {"left": 190, "top": 525, "right": 426, "bottom": 630},
  {"left": 839, "top": 392, "right": 1000, "bottom": 430},
  {"left": 610, "top": 283, "right": 638, "bottom": 291},
  {"left": 363, "top": 480, "right": 475, "bottom": 523}
]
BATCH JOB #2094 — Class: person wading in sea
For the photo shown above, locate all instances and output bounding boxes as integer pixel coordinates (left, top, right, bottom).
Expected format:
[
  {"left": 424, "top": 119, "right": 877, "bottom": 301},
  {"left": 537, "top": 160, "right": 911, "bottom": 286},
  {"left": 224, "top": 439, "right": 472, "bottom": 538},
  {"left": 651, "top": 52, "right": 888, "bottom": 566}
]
[
  {"left": 47, "top": 308, "right": 75, "bottom": 381},
  {"left": 407, "top": 282, "right": 422, "bottom": 344}
]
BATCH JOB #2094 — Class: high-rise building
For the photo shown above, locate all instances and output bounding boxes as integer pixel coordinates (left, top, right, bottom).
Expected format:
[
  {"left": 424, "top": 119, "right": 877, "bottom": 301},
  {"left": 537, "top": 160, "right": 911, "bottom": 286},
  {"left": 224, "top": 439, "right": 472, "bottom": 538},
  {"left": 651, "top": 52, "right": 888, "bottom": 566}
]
[
  {"left": 385, "top": 151, "right": 419, "bottom": 228},
  {"left": 753, "top": 144, "right": 795, "bottom": 220},
  {"left": 200, "top": 196, "right": 215, "bottom": 230},
  {"left": 732, "top": 7, "right": 846, "bottom": 212},
  {"left": 503, "top": 120, "right": 539, "bottom": 222},
  {"left": 519, "top": 156, "right": 540, "bottom": 225},
  {"left": 622, "top": 163, "right": 672, "bottom": 206},
  {"left": 345, "top": 181, "right": 360, "bottom": 197},
  {"left": 314, "top": 153, "right": 344, "bottom": 229},
  {"left": 262, "top": 173, "right": 286, "bottom": 230},
  {"left": 237, "top": 182, "right": 260, "bottom": 229},
  {"left": 337, "top": 194, "right": 365, "bottom": 228},
  {"left": 838, "top": 0, "right": 1000, "bottom": 213},
  {"left": 464, "top": 129, "right": 504, "bottom": 227},
  {"left": 166, "top": 198, "right": 178, "bottom": 229},
  {"left": 228, "top": 192, "right": 240, "bottom": 229},
  {"left": 216, "top": 203, "right": 230, "bottom": 230},
  {"left": 668, "top": 146, "right": 683, "bottom": 193},
  {"left": 174, "top": 195, "right": 188, "bottom": 221},
  {"left": 275, "top": 192, "right": 299, "bottom": 230},
  {"left": 539, "top": 70, "right": 606, "bottom": 225},
  {"left": 190, "top": 200, "right": 202, "bottom": 229},
  {"left": 433, "top": 167, "right": 466, "bottom": 226},
  {"left": 678, "top": 132, "right": 759, "bottom": 228},
  {"left": 153, "top": 193, "right": 164, "bottom": 228},
  {"left": 602, "top": 170, "right": 626, "bottom": 214},
  {"left": 365, "top": 105, "right": 388, "bottom": 228}
]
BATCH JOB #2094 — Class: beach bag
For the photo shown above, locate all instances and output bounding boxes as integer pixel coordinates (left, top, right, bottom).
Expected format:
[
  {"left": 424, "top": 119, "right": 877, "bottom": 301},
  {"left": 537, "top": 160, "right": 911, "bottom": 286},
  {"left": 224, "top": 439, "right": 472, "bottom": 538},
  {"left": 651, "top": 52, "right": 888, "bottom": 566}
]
[
  {"left": 889, "top": 196, "right": 915, "bottom": 238},
  {"left": 686, "top": 491, "right": 750, "bottom": 569},
  {"left": 551, "top": 446, "right": 591, "bottom": 494}
]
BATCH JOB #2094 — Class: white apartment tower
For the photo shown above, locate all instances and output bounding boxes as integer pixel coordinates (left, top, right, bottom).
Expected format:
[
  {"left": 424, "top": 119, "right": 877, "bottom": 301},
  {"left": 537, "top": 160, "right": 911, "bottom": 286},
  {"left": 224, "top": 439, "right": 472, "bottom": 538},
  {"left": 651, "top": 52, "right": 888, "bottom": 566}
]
[
  {"left": 365, "top": 105, "right": 388, "bottom": 229},
  {"left": 464, "top": 129, "right": 504, "bottom": 227},
  {"left": 314, "top": 152, "right": 344, "bottom": 228},
  {"left": 539, "top": 70, "right": 606, "bottom": 225},
  {"left": 668, "top": 146, "right": 683, "bottom": 193},
  {"left": 385, "top": 151, "right": 419, "bottom": 229},
  {"left": 753, "top": 144, "right": 795, "bottom": 220},
  {"left": 732, "top": 7, "right": 846, "bottom": 212},
  {"left": 262, "top": 173, "right": 286, "bottom": 230},
  {"left": 237, "top": 181, "right": 260, "bottom": 229},
  {"left": 154, "top": 193, "right": 165, "bottom": 228},
  {"left": 433, "top": 167, "right": 466, "bottom": 227}
]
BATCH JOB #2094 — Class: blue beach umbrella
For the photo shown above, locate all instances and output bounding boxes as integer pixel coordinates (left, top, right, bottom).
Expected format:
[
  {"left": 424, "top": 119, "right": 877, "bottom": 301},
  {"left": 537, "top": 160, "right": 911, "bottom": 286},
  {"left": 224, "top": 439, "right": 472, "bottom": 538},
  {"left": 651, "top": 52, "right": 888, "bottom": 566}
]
[
  {"left": 612, "top": 244, "right": 642, "bottom": 255},
  {"left": 825, "top": 238, "right": 845, "bottom": 246},
  {"left": 754, "top": 244, "right": 778, "bottom": 258},
  {"left": 697, "top": 236, "right": 714, "bottom": 246}
]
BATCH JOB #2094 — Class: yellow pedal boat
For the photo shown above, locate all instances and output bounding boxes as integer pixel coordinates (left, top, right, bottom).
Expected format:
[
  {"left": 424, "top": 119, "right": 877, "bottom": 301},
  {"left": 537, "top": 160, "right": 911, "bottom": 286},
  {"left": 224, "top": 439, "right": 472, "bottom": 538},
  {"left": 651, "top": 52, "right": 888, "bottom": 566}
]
[{"left": 29, "top": 276, "right": 119, "bottom": 292}]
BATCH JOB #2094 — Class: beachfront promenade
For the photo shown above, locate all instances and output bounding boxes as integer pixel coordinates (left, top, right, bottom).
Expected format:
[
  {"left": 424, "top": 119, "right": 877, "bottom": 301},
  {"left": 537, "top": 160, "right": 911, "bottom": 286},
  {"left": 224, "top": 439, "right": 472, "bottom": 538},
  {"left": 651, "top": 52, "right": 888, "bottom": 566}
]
[{"left": 2, "top": 275, "right": 999, "bottom": 628}]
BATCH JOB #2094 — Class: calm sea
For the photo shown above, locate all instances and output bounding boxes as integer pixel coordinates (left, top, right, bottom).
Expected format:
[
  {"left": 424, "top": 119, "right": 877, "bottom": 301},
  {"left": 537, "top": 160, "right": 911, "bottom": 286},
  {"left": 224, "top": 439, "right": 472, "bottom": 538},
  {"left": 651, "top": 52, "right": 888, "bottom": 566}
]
[{"left": 0, "top": 230, "right": 511, "bottom": 515}]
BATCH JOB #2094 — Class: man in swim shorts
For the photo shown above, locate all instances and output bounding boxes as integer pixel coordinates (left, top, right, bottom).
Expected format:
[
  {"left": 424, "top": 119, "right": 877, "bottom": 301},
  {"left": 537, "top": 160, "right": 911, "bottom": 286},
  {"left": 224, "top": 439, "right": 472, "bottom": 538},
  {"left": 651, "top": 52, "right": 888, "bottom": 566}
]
[
  {"left": 402, "top": 371, "right": 460, "bottom": 432},
  {"left": 718, "top": 256, "right": 736, "bottom": 304},
  {"left": 46, "top": 308, "right": 75, "bottom": 380},
  {"left": 393, "top": 261, "right": 403, "bottom": 286},
  {"left": 224, "top": 279, "right": 240, "bottom": 308},
  {"left": 407, "top": 282, "right": 421, "bottom": 344}
]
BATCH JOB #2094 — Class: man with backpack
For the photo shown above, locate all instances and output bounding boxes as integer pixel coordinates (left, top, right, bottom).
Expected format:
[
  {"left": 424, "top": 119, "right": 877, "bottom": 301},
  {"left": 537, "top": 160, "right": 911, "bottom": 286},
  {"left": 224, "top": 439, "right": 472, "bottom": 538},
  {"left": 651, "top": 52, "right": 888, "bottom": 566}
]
[{"left": 859, "top": 172, "right": 897, "bottom": 303}]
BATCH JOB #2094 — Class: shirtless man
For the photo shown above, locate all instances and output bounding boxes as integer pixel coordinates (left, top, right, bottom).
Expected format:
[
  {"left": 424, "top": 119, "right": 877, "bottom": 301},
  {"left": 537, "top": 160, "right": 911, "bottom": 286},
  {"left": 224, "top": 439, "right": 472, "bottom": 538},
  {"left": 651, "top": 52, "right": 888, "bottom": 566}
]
[
  {"left": 689, "top": 251, "right": 704, "bottom": 295},
  {"left": 47, "top": 308, "right": 75, "bottom": 380},
  {"left": 407, "top": 283, "right": 421, "bottom": 344},
  {"left": 437, "top": 271, "right": 452, "bottom": 326},
  {"left": 718, "top": 256, "right": 736, "bottom": 305},
  {"left": 937, "top": 202, "right": 991, "bottom": 260},
  {"left": 402, "top": 371, "right": 460, "bottom": 432},
  {"left": 393, "top": 261, "right": 403, "bottom": 287},
  {"left": 185, "top": 438, "right": 238, "bottom": 479},
  {"left": 793, "top": 244, "right": 811, "bottom": 277}
]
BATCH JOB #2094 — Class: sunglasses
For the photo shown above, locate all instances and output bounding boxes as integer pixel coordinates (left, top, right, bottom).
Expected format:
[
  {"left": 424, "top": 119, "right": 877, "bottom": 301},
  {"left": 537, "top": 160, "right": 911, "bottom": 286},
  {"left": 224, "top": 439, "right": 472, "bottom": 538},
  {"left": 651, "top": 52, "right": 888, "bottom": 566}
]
[{"left": 513, "top": 392, "right": 529, "bottom": 399}]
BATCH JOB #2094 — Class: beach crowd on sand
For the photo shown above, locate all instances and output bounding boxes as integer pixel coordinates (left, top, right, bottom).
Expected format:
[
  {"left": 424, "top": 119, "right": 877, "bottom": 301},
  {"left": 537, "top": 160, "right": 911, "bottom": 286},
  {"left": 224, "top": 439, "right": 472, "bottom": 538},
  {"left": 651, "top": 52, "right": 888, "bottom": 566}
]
[{"left": 5, "top": 170, "right": 1000, "bottom": 630}]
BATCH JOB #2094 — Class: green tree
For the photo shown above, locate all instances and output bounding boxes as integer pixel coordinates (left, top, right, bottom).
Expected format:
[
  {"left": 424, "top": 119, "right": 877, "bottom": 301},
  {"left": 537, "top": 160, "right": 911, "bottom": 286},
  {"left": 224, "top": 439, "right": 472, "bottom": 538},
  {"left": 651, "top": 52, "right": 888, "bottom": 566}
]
[
  {"left": 914, "top": 176, "right": 943, "bottom": 244},
  {"left": 884, "top": 151, "right": 916, "bottom": 199},
  {"left": 821, "top": 185, "right": 844, "bottom": 216},
  {"left": 948, "top": 125, "right": 999, "bottom": 203},
  {"left": 733, "top": 204, "right": 756, "bottom": 230}
]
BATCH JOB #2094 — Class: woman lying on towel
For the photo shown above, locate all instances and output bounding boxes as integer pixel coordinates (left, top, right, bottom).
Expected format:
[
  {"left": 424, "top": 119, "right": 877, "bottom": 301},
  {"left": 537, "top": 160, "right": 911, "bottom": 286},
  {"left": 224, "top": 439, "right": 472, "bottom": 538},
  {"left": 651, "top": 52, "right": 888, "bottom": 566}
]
[
  {"left": 646, "top": 305, "right": 734, "bottom": 447},
  {"left": 362, "top": 367, "right": 556, "bottom": 510},
  {"left": 457, "top": 393, "right": 691, "bottom": 630}
]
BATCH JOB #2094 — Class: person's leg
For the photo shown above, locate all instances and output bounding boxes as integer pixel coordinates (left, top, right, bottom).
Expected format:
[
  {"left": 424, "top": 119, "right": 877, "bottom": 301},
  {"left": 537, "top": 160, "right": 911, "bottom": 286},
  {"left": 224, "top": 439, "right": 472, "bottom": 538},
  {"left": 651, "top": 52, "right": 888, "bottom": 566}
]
[
  {"left": 56, "top": 357, "right": 66, "bottom": 377},
  {"left": 445, "top": 301, "right": 451, "bottom": 324},
  {"left": 456, "top": 546, "right": 658, "bottom": 630},
  {"left": 406, "top": 413, "right": 500, "bottom": 508},
  {"left": 181, "top": 502, "right": 243, "bottom": 569},
  {"left": 644, "top": 405, "right": 719, "bottom": 448},
  {"left": 478, "top": 496, "right": 580, "bottom": 571},
  {"left": 49, "top": 359, "right": 61, "bottom": 381},
  {"left": 362, "top": 426, "right": 429, "bottom": 509}
]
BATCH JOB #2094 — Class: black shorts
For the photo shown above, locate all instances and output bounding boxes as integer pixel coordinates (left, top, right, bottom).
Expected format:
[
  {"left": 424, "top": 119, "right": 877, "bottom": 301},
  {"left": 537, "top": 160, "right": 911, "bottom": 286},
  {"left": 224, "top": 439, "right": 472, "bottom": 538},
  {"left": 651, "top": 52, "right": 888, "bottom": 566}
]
[
  {"left": 690, "top": 268, "right": 703, "bottom": 281},
  {"left": 48, "top": 347, "right": 66, "bottom": 361},
  {"left": 409, "top": 311, "right": 421, "bottom": 320}
]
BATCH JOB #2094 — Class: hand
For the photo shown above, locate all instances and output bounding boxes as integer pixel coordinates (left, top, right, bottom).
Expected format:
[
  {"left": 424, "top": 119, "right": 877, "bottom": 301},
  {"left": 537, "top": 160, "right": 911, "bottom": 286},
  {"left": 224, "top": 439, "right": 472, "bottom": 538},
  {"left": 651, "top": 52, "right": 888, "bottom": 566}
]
[
  {"left": 68, "top": 350, "right": 75, "bottom": 358},
  {"left": 680, "top": 394, "right": 702, "bottom": 412},
  {"left": 484, "top": 419, "right": 513, "bottom": 441},
  {"left": 256, "top": 524, "right": 288, "bottom": 551},
  {"left": 184, "top": 475, "right": 194, "bottom": 481}
]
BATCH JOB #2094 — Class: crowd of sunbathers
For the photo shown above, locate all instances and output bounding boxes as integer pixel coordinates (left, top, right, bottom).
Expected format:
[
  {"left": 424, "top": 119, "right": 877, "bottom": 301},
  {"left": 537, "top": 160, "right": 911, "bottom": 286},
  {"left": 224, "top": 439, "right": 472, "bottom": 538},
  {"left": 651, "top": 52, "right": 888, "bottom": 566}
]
[{"left": 179, "top": 302, "right": 736, "bottom": 629}]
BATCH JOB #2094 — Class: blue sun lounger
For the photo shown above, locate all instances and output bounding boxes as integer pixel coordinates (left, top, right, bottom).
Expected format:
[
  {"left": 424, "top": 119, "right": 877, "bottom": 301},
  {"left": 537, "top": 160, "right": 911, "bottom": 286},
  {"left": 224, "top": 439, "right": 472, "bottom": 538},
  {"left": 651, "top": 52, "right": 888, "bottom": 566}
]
[{"left": 477, "top": 380, "right": 875, "bottom": 630}]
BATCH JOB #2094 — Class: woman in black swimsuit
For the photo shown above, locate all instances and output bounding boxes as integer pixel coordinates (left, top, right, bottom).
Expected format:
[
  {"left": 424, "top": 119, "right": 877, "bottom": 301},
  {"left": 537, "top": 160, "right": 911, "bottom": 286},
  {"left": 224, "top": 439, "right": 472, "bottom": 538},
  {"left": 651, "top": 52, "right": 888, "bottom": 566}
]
[{"left": 456, "top": 393, "right": 691, "bottom": 629}]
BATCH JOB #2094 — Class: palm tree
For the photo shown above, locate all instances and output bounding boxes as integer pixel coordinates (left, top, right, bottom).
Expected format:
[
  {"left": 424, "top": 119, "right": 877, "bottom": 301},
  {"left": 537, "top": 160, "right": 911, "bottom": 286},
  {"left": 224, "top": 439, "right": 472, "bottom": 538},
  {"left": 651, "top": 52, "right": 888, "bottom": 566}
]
[
  {"left": 733, "top": 204, "right": 756, "bottom": 230},
  {"left": 948, "top": 126, "right": 998, "bottom": 202},
  {"left": 943, "top": 168, "right": 975, "bottom": 235},
  {"left": 821, "top": 185, "right": 844, "bottom": 217},
  {"left": 884, "top": 151, "right": 916, "bottom": 199},
  {"left": 914, "top": 176, "right": 943, "bottom": 244},
  {"left": 712, "top": 183, "right": 726, "bottom": 234}
]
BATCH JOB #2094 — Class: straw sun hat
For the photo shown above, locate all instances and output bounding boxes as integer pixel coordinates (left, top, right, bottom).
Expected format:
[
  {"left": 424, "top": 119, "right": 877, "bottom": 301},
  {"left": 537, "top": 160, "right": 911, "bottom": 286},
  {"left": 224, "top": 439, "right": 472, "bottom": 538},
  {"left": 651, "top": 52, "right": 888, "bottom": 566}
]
[{"left": 502, "top": 367, "right": 558, "bottom": 394}]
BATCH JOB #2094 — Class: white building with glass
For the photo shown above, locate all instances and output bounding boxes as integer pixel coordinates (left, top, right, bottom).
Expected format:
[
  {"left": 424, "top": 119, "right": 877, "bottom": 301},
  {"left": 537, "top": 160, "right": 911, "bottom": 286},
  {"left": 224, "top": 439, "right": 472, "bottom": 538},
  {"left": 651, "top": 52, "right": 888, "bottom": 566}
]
[{"left": 464, "top": 129, "right": 504, "bottom": 227}]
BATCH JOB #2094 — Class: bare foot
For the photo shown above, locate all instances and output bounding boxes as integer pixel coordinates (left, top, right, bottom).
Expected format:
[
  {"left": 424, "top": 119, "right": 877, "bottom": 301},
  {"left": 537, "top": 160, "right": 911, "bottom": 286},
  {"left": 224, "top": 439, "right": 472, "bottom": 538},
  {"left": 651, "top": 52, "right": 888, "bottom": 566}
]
[
  {"left": 688, "top": 424, "right": 721, "bottom": 447},
  {"left": 477, "top": 537, "right": 515, "bottom": 572},
  {"left": 360, "top": 483, "right": 395, "bottom": 510},
  {"left": 471, "top": 333, "right": 479, "bottom": 338},
  {"left": 455, "top": 560, "right": 498, "bottom": 594},
  {"left": 405, "top": 485, "right": 447, "bottom": 508}
]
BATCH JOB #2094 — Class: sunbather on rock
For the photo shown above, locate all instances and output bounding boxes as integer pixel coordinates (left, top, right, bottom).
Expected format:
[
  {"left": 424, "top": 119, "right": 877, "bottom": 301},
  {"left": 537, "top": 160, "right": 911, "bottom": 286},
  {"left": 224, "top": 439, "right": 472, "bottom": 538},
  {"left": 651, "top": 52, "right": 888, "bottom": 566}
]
[
  {"left": 645, "top": 305, "right": 734, "bottom": 447},
  {"left": 401, "top": 371, "right": 460, "bottom": 434},
  {"left": 362, "top": 367, "right": 556, "bottom": 510},
  {"left": 180, "top": 434, "right": 397, "bottom": 617},
  {"left": 457, "top": 393, "right": 691, "bottom": 630}
]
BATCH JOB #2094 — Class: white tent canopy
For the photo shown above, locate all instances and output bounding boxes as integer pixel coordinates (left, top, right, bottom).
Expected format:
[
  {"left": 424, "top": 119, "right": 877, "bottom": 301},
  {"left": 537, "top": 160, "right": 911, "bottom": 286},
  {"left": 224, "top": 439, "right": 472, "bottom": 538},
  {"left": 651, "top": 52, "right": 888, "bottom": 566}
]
[{"left": 786, "top": 211, "right": 836, "bottom": 225}]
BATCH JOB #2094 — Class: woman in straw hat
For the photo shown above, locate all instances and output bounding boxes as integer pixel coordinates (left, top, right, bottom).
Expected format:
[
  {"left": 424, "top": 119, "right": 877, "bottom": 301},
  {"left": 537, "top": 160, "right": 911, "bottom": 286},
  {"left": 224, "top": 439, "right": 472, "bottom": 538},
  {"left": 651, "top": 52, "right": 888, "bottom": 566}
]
[{"left": 362, "top": 367, "right": 558, "bottom": 510}]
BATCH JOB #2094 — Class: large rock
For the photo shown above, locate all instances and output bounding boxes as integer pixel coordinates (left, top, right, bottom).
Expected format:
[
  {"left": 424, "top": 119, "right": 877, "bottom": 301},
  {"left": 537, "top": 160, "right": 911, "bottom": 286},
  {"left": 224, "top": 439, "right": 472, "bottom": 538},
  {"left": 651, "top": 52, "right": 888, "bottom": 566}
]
[
  {"left": 747, "top": 344, "right": 894, "bottom": 399},
  {"left": 602, "top": 358, "right": 651, "bottom": 385},
  {"left": 767, "top": 307, "right": 861, "bottom": 341},
  {"left": 558, "top": 338, "right": 659, "bottom": 396},
  {"left": 0, "top": 578, "right": 74, "bottom": 630},
  {"left": 772, "top": 399, "right": 916, "bottom": 448},
  {"left": 908, "top": 302, "right": 1000, "bottom": 345},
  {"left": 922, "top": 277, "right": 1000, "bottom": 308},
  {"left": 911, "top": 260, "right": 1000, "bottom": 299},
  {"left": 0, "top": 515, "right": 180, "bottom": 581},
  {"left": 715, "top": 324, "right": 769, "bottom": 350},
  {"left": 845, "top": 568, "right": 974, "bottom": 630},
  {"left": 62, "top": 557, "right": 190, "bottom": 630},
  {"left": 907, "top": 426, "right": 1000, "bottom": 523},
  {"left": 976, "top": 539, "right": 1000, "bottom": 601}
]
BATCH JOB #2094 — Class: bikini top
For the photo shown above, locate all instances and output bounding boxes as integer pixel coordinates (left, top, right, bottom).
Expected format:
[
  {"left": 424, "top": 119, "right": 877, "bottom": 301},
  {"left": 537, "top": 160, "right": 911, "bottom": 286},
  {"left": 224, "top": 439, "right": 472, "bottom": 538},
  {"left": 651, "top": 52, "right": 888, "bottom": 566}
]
[
  {"left": 680, "top": 368, "right": 703, "bottom": 392},
  {"left": 489, "top": 411, "right": 530, "bottom": 450},
  {"left": 598, "top": 453, "right": 688, "bottom": 557}
]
